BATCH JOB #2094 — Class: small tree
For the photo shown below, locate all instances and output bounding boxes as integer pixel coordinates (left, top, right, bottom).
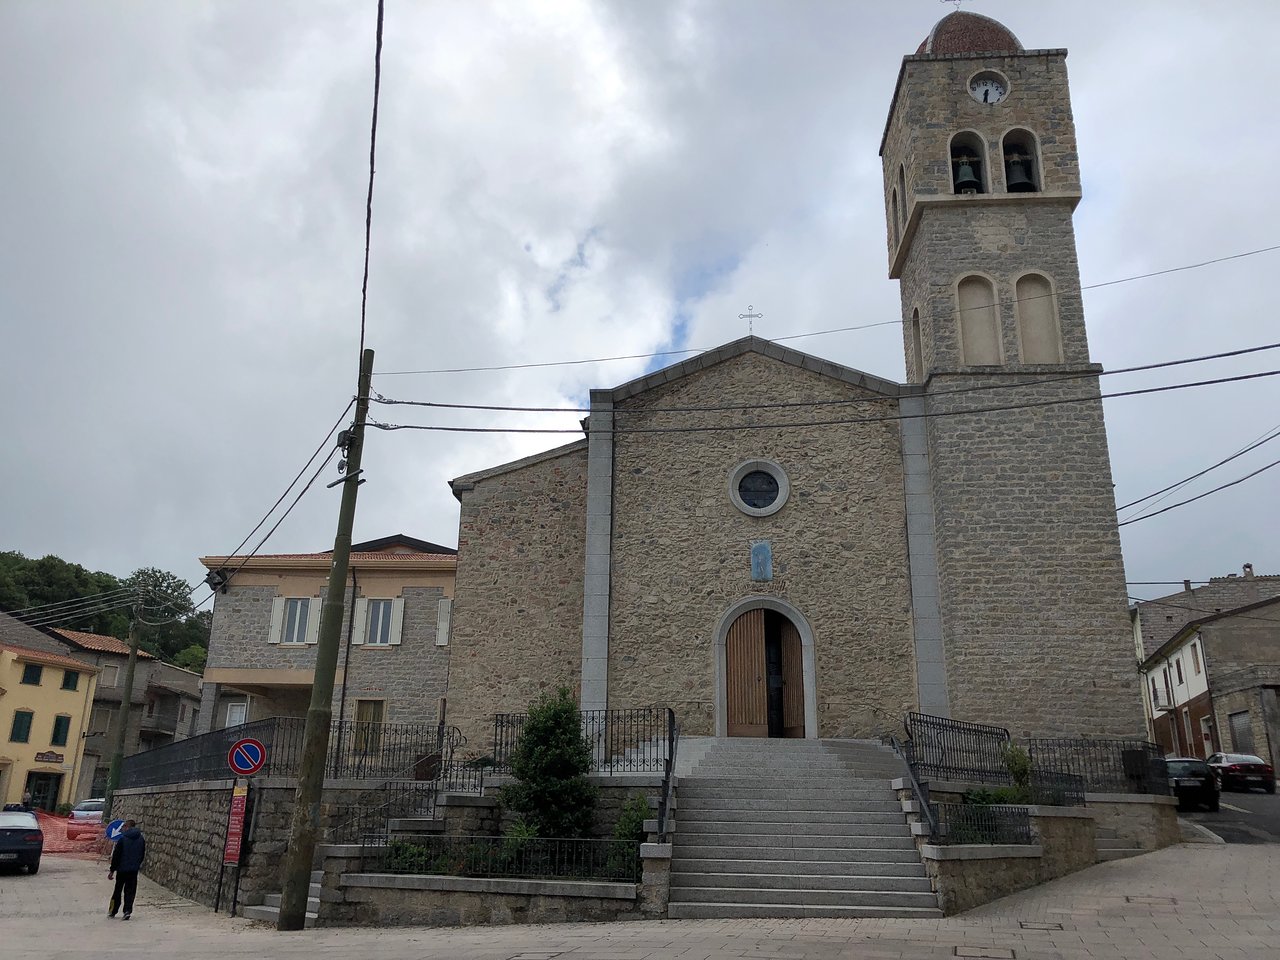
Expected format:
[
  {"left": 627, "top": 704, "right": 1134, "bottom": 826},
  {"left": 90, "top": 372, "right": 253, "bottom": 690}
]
[{"left": 500, "top": 687, "right": 598, "bottom": 838}]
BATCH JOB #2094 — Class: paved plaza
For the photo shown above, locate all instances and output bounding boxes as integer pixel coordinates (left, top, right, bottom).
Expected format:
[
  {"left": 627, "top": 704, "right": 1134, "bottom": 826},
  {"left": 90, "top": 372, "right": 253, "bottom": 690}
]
[{"left": 4, "top": 842, "right": 1279, "bottom": 960}]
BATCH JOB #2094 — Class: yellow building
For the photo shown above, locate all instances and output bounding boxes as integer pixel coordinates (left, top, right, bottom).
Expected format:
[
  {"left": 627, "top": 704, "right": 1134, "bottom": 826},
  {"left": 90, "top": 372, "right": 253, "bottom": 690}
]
[{"left": 0, "top": 634, "right": 99, "bottom": 810}]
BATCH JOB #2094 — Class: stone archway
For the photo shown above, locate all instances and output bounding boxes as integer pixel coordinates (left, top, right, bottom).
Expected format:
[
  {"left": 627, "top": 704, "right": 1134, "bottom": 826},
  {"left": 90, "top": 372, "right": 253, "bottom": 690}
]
[{"left": 713, "top": 597, "right": 817, "bottom": 738}]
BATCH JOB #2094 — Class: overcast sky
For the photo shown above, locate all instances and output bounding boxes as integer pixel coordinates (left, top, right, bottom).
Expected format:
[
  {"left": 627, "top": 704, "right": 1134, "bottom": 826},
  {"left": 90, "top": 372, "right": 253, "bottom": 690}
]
[{"left": 3, "top": 0, "right": 1278, "bottom": 608}]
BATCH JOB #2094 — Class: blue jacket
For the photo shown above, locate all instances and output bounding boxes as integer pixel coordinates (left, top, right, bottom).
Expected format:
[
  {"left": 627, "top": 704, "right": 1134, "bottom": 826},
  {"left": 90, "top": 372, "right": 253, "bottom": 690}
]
[{"left": 111, "top": 828, "right": 146, "bottom": 872}]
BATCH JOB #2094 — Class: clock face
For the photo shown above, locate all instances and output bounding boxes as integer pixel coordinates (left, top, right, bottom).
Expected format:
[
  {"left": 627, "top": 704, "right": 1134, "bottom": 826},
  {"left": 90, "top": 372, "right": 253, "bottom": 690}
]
[{"left": 969, "top": 72, "right": 1008, "bottom": 105}]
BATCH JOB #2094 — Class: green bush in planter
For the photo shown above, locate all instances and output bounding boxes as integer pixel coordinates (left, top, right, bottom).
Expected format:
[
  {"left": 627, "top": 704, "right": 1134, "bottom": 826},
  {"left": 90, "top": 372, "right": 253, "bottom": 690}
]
[{"left": 500, "top": 687, "right": 598, "bottom": 838}]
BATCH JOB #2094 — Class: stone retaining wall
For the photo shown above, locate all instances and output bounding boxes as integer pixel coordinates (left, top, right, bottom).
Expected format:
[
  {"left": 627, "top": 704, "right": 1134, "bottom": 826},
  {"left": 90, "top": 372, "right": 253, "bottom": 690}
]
[{"left": 1086, "top": 794, "right": 1180, "bottom": 852}]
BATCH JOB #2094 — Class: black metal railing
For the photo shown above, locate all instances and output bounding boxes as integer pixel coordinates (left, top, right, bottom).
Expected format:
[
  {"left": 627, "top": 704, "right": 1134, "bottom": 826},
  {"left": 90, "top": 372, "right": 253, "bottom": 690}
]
[
  {"left": 120, "top": 717, "right": 451, "bottom": 788},
  {"left": 364, "top": 835, "right": 642, "bottom": 883},
  {"left": 328, "top": 779, "right": 437, "bottom": 844},
  {"left": 1027, "top": 768, "right": 1087, "bottom": 807},
  {"left": 905, "top": 712, "right": 1014, "bottom": 784},
  {"left": 492, "top": 707, "right": 677, "bottom": 775},
  {"left": 884, "top": 733, "right": 938, "bottom": 838},
  {"left": 1026, "top": 738, "right": 1170, "bottom": 796},
  {"left": 656, "top": 713, "right": 680, "bottom": 840},
  {"left": 930, "top": 803, "right": 1033, "bottom": 845}
]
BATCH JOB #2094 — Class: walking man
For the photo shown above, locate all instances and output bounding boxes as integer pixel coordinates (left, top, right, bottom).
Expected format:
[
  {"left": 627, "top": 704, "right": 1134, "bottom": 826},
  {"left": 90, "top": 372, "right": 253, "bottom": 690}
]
[{"left": 108, "top": 820, "right": 145, "bottom": 919}]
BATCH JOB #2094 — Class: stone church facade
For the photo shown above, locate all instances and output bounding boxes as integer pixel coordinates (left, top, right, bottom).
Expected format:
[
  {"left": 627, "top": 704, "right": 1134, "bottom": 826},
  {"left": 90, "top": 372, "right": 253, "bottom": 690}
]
[{"left": 445, "top": 13, "right": 1146, "bottom": 745}]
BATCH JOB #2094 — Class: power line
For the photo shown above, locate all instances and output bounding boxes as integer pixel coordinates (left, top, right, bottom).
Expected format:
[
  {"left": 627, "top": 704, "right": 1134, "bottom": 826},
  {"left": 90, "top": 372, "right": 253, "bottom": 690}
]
[
  {"left": 372, "top": 341, "right": 1280, "bottom": 416},
  {"left": 1117, "top": 457, "right": 1280, "bottom": 527},
  {"left": 376, "top": 242, "right": 1280, "bottom": 377},
  {"left": 5, "top": 587, "right": 136, "bottom": 617},
  {"left": 1129, "top": 595, "right": 1280, "bottom": 626},
  {"left": 12, "top": 593, "right": 139, "bottom": 625},
  {"left": 20, "top": 595, "right": 141, "bottom": 630},
  {"left": 1117, "top": 421, "right": 1280, "bottom": 516},
  {"left": 369, "top": 368, "right": 1280, "bottom": 436},
  {"left": 357, "top": 0, "right": 385, "bottom": 362}
]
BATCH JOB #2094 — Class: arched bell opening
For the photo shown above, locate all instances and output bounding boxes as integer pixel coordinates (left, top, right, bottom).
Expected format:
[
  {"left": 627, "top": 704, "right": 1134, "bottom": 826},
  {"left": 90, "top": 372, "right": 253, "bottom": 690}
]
[
  {"left": 1002, "top": 129, "right": 1041, "bottom": 193},
  {"left": 949, "top": 131, "right": 987, "bottom": 195}
]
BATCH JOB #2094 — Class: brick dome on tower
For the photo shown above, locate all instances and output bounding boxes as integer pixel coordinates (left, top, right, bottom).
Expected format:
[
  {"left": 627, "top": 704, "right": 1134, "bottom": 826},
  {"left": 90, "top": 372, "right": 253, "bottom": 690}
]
[{"left": 916, "top": 12, "right": 1023, "bottom": 55}]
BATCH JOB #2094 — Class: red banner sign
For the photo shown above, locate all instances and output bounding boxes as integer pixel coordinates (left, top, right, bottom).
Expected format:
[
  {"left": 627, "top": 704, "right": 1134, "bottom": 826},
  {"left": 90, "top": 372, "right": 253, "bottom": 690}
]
[{"left": 223, "top": 780, "right": 249, "bottom": 866}]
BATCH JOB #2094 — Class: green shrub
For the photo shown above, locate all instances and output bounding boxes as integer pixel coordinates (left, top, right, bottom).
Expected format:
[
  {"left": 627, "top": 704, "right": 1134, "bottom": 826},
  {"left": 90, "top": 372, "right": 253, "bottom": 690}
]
[
  {"left": 963, "top": 786, "right": 1028, "bottom": 805},
  {"left": 1002, "top": 743, "right": 1032, "bottom": 791},
  {"left": 499, "top": 687, "right": 598, "bottom": 838},
  {"left": 605, "top": 794, "right": 649, "bottom": 880},
  {"left": 55, "top": 802, "right": 73, "bottom": 816}
]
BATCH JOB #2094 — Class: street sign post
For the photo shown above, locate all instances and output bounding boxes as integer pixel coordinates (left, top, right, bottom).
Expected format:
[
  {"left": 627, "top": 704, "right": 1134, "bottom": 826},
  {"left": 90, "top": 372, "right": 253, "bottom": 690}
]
[
  {"left": 227, "top": 738, "right": 267, "bottom": 777},
  {"left": 223, "top": 780, "right": 249, "bottom": 866}
]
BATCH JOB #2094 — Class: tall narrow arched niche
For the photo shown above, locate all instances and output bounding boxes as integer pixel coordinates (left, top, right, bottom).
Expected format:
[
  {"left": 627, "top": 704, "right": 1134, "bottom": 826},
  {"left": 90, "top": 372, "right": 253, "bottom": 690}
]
[
  {"left": 1002, "top": 129, "right": 1041, "bottom": 193},
  {"left": 1015, "top": 272, "right": 1063, "bottom": 362},
  {"left": 956, "top": 275, "right": 1002, "bottom": 365},
  {"left": 897, "top": 164, "right": 908, "bottom": 225},
  {"left": 949, "top": 132, "right": 986, "bottom": 194},
  {"left": 910, "top": 308, "right": 925, "bottom": 381},
  {"left": 891, "top": 188, "right": 901, "bottom": 246}
]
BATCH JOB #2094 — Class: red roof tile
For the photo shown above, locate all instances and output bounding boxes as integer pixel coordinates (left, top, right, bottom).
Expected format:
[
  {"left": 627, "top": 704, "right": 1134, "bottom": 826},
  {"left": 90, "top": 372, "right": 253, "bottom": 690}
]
[
  {"left": 53, "top": 629, "right": 157, "bottom": 659},
  {"left": 2, "top": 643, "right": 100, "bottom": 672},
  {"left": 917, "top": 12, "right": 1023, "bottom": 55}
]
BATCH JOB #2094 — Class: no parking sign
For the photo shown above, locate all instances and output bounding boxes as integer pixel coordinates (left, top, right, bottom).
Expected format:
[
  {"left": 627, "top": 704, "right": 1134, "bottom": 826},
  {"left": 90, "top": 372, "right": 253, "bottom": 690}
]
[{"left": 227, "top": 738, "right": 267, "bottom": 777}]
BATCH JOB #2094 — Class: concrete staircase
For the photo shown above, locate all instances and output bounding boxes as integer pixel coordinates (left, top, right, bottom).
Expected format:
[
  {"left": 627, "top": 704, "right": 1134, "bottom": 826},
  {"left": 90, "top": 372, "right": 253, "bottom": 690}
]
[
  {"left": 241, "top": 870, "right": 323, "bottom": 927},
  {"left": 667, "top": 738, "right": 941, "bottom": 919},
  {"left": 1095, "top": 825, "right": 1143, "bottom": 862}
]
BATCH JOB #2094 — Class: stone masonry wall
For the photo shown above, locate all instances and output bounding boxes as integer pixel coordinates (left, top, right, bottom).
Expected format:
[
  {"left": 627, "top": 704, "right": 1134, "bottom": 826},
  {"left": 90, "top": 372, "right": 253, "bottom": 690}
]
[
  {"left": 924, "top": 373, "right": 1145, "bottom": 737},
  {"left": 609, "top": 351, "right": 916, "bottom": 738},
  {"left": 1086, "top": 796, "right": 1179, "bottom": 853},
  {"left": 448, "top": 444, "right": 589, "bottom": 747}
]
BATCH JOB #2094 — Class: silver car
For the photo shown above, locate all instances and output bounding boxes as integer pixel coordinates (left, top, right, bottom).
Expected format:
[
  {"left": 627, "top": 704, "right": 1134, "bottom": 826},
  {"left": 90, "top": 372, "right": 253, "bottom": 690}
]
[{"left": 66, "top": 798, "right": 105, "bottom": 840}]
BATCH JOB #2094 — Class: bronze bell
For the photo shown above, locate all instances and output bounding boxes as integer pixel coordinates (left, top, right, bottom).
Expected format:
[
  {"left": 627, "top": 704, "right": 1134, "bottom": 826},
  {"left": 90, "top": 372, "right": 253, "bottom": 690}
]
[
  {"left": 1005, "top": 154, "right": 1036, "bottom": 192},
  {"left": 953, "top": 159, "right": 981, "bottom": 194}
]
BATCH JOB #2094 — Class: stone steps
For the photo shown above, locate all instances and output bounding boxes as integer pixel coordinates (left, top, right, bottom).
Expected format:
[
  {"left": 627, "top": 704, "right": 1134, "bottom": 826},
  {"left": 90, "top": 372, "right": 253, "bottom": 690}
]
[
  {"left": 1098, "top": 848, "right": 1143, "bottom": 862},
  {"left": 668, "top": 738, "right": 935, "bottom": 918},
  {"left": 242, "top": 873, "right": 323, "bottom": 926}
]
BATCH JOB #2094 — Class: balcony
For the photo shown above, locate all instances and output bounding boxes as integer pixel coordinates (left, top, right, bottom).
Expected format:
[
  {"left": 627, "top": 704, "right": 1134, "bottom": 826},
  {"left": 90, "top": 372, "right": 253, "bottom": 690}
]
[{"left": 139, "top": 709, "right": 180, "bottom": 736}]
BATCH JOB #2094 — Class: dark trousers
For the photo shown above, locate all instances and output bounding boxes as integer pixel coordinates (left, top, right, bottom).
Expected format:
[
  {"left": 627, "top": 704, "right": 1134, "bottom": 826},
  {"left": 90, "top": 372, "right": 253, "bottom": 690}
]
[{"left": 110, "top": 871, "right": 138, "bottom": 916}]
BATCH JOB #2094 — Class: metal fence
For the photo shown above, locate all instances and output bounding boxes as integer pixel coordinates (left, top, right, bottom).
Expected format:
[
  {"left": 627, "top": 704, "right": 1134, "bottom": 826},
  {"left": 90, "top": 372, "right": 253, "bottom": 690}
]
[
  {"left": 930, "top": 803, "right": 1033, "bottom": 845},
  {"left": 364, "top": 834, "right": 642, "bottom": 882},
  {"left": 492, "top": 707, "right": 676, "bottom": 775},
  {"left": 905, "top": 712, "right": 1014, "bottom": 784},
  {"left": 328, "top": 779, "right": 437, "bottom": 844},
  {"left": 1026, "top": 738, "right": 1170, "bottom": 796},
  {"left": 120, "top": 717, "right": 450, "bottom": 788}
]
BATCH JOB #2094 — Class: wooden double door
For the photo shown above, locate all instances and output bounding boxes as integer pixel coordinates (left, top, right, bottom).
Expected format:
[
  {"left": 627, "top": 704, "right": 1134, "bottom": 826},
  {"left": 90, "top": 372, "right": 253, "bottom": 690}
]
[{"left": 725, "top": 608, "right": 805, "bottom": 738}]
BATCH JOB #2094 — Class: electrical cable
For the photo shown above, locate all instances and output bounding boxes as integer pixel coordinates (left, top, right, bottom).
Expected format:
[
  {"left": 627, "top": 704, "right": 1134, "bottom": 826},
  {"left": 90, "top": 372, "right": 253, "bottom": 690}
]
[
  {"left": 372, "top": 341, "right": 1280, "bottom": 416},
  {"left": 4, "top": 587, "right": 136, "bottom": 616},
  {"left": 376, "top": 242, "right": 1280, "bottom": 377},
  {"left": 1128, "top": 595, "right": 1280, "bottom": 625},
  {"left": 368, "top": 368, "right": 1280, "bottom": 436},
  {"left": 19, "top": 595, "right": 141, "bottom": 629},
  {"left": 1117, "top": 421, "right": 1280, "bottom": 515},
  {"left": 1117, "top": 457, "right": 1280, "bottom": 527},
  {"left": 13, "top": 593, "right": 140, "bottom": 624}
]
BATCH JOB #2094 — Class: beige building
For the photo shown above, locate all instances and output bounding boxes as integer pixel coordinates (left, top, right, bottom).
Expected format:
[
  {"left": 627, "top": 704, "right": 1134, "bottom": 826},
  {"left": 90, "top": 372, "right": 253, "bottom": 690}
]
[
  {"left": 197, "top": 535, "right": 457, "bottom": 731},
  {"left": 0, "top": 613, "right": 99, "bottom": 810},
  {"left": 444, "top": 12, "right": 1146, "bottom": 746}
]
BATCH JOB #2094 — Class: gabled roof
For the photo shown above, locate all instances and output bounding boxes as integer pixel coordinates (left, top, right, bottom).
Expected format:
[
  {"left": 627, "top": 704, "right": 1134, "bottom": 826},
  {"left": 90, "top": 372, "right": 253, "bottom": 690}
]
[
  {"left": 1, "top": 641, "right": 99, "bottom": 673},
  {"left": 1139, "top": 595, "right": 1280, "bottom": 670},
  {"left": 53, "top": 628, "right": 157, "bottom": 660},
  {"left": 344, "top": 535, "right": 456, "bottom": 555},
  {"left": 450, "top": 439, "right": 589, "bottom": 496},
  {"left": 603, "top": 336, "right": 905, "bottom": 404}
]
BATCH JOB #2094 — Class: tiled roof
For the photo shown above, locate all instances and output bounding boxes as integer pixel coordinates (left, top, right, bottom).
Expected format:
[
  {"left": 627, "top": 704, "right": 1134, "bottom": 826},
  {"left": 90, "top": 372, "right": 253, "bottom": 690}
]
[
  {"left": 205, "top": 551, "right": 456, "bottom": 564},
  {"left": 53, "top": 629, "right": 157, "bottom": 659},
  {"left": 2, "top": 642, "right": 99, "bottom": 672},
  {"left": 917, "top": 12, "right": 1023, "bottom": 55}
]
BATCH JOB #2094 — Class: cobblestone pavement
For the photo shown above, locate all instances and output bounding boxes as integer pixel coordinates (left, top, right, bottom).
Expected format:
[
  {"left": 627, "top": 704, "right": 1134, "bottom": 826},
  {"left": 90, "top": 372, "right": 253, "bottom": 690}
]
[{"left": 4, "top": 843, "right": 1279, "bottom": 960}]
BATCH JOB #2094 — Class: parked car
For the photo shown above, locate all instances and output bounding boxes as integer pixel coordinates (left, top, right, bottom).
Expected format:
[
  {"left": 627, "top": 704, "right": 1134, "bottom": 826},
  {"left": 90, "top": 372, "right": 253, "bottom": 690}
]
[
  {"left": 1207, "top": 753, "right": 1277, "bottom": 793},
  {"left": 1165, "top": 757, "right": 1220, "bottom": 811},
  {"left": 66, "top": 798, "right": 106, "bottom": 840},
  {"left": 0, "top": 810, "right": 43, "bottom": 874}
]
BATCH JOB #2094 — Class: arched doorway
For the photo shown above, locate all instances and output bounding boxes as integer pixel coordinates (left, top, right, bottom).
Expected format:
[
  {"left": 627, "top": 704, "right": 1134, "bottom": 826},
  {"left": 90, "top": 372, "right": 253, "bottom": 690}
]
[{"left": 713, "top": 598, "right": 817, "bottom": 738}]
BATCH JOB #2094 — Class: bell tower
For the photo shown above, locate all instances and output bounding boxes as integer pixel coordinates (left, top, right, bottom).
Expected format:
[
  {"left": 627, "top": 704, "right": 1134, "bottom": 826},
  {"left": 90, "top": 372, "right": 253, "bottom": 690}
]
[{"left": 882, "top": 13, "right": 1145, "bottom": 737}]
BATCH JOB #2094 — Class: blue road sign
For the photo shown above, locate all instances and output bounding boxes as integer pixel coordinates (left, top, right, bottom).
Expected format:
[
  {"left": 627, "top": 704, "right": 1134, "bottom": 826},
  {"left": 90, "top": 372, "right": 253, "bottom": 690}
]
[
  {"left": 106, "top": 819, "right": 126, "bottom": 841},
  {"left": 227, "top": 737, "right": 267, "bottom": 776}
]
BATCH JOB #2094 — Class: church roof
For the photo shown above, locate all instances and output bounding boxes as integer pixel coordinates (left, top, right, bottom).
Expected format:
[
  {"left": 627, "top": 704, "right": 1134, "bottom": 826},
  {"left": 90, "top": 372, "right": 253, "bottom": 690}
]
[
  {"left": 916, "top": 12, "right": 1023, "bottom": 55},
  {"left": 604, "top": 336, "right": 904, "bottom": 404}
]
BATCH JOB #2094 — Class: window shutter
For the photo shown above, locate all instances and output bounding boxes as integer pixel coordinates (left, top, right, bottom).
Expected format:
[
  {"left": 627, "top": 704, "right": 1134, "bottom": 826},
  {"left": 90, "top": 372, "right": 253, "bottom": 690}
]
[
  {"left": 351, "top": 598, "right": 368, "bottom": 645},
  {"left": 269, "top": 597, "right": 286, "bottom": 644},
  {"left": 435, "top": 598, "right": 452, "bottom": 647},
  {"left": 304, "top": 599, "right": 321, "bottom": 645},
  {"left": 389, "top": 598, "right": 405, "bottom": 646}
]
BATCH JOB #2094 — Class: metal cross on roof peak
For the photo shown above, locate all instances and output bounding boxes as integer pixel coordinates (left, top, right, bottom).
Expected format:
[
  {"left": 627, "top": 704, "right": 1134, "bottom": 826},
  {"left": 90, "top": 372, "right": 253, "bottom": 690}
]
[
  {"left": 940, "top": 0, "right": 972, "bottom": 10},
  {"left": 738, "top": 304, "right": 764, "bottom": 336}
]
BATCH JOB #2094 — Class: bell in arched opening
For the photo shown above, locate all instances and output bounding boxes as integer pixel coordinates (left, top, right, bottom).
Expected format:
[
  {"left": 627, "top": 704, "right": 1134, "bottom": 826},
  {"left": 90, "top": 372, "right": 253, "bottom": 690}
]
[
  {"left": 952, "top": 155, "right": 982, "bottom": 194},
  {"left": 1004, "top": 149, "right": 1036, "bottom": 192}
]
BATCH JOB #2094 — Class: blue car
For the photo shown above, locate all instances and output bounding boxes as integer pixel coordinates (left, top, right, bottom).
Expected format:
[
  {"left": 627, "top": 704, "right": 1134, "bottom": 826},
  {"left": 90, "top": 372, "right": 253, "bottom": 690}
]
[{"left": 0, "top": 810, "right": 43, "bottom": 874}]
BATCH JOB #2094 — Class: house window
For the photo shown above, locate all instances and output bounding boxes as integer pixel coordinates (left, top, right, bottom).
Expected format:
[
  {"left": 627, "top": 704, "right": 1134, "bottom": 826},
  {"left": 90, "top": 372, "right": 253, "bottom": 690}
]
[
  {"left": 225, "top": 702, "right": 248, "bottom": 728},
  {"left": 61, "top": 670, "right": 80, "bottom": 691},
  {"left": 179, "top": 702, "right": 187, "bottom": 723},
  {"left": 89, "top": 705, "right": 114, "bottom": 734},
  {"left": 282, "top": 598, "right": 311, "bottom": 645},
  {"left": 21, "top": 663, "right": 43, "bottom": 686},
  {"left": 100, "top": 664, "right": 119, "bottom": 687},
  {"left": 1162, "top": 668, "right": 1173, "bottom": 703},
  {"left": 1191, "top": 643, "right": 1201, "bottom": 675},
  {"left": 1150, "top": 677, "right": 1159, "bottom": 709},
  {"left": 1175, "top": 659, "right": 1184, "bottom": 685},
  {"left": 354, "top": 700, "right": 386, "bottom": 754},
  {"left": 366, "top": 600, "right": 395, "bottom": 646},
  {"left": 10, "top": 710, "right": 34, "bottom": 743},
  {"left": 51, "top": 715, "right": 71, "bottom": 747}
]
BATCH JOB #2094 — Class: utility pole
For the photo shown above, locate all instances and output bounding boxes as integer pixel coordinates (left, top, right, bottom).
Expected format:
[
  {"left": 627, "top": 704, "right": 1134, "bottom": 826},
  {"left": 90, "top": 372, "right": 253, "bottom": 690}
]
[
  {"left": 278, "top": 349, "right": 374, "bottom": 931},
  {"left": 104, "top": 610, "right": 141, "bottom": 819}
]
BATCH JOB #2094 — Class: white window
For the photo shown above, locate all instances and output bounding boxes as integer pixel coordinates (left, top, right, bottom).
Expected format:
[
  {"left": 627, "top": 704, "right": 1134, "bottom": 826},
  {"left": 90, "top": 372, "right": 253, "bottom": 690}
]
[
  {"left": 350, "top": 597, "right": 405, "bottom": 647},
  {"left": 100, "top": 664, "right": 120, "bottom": 687},
  {"left": 269, "top": 597, "right": 320, "bottom": 645},
  {"left": 225, "top": 702, "right": 248, "bottom": 728},
  {"left": 435, "top": 598, "right": 452, "bottom": 647}
]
